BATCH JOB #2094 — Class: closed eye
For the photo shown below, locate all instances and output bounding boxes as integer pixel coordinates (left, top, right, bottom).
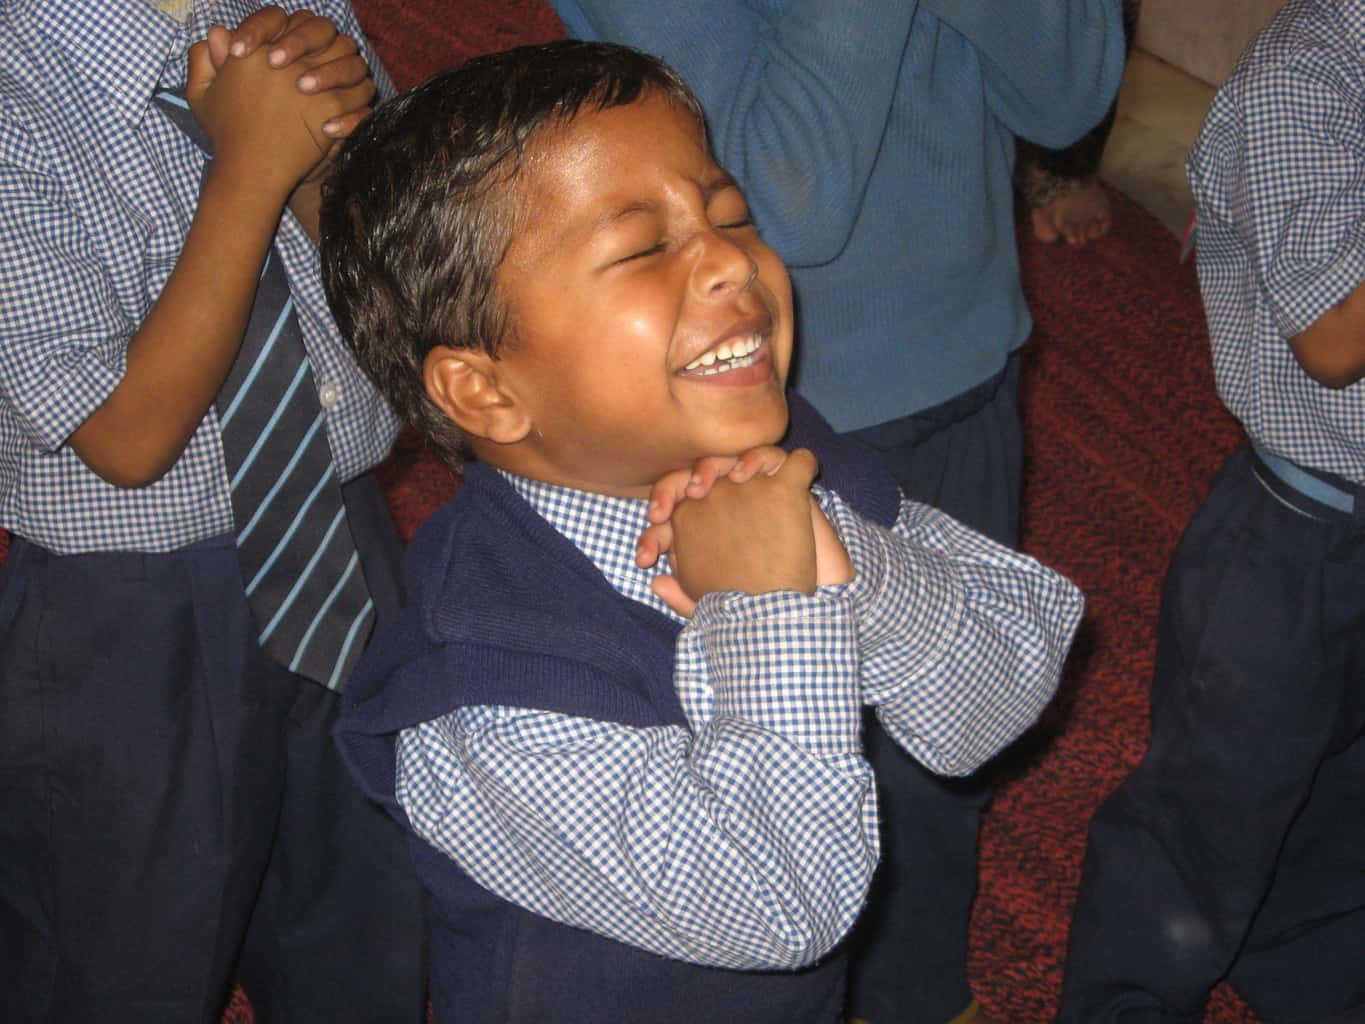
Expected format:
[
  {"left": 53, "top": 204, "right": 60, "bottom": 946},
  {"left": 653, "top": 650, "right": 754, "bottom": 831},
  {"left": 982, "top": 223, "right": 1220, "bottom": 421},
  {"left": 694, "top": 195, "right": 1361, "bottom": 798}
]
[{"left": 616, "top": 243, "right": 666, "bottom": 264}]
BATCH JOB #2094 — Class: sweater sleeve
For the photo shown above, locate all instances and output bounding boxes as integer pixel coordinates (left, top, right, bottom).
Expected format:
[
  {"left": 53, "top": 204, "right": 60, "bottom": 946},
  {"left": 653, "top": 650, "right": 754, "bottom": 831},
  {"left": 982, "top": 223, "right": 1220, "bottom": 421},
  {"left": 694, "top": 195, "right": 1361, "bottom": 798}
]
[
  {"left": 551, "top": 0, "right": 920, "bottom": 265},
  {"left": 918, "top": 0, "right": 1126, "bottom": 149}
]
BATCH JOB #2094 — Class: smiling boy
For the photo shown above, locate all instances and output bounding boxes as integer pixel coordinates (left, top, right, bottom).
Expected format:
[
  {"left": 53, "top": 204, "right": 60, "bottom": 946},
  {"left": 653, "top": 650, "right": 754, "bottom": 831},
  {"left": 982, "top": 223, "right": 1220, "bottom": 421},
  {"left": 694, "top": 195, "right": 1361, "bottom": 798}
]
[{"left": 323, "top": 41, "right": 1083, "bottom": 1022}]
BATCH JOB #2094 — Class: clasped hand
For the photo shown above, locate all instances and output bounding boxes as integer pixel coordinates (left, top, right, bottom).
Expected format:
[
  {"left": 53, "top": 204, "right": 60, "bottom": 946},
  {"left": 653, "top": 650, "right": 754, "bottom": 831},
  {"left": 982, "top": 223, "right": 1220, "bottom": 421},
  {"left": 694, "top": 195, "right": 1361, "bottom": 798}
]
[
  {"left": 186, "top": 6, "right": 376, "bottom": 196},
  {"left": 636, "top": 447, "right": 854, "bottom": 618}
]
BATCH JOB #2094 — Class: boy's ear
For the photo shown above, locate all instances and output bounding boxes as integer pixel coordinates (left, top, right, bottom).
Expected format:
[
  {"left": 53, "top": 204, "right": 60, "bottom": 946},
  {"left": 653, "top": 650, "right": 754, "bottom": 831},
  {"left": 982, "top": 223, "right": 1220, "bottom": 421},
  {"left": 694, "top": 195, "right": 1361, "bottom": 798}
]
[{"left": 423, "top": 346, "right": 532, "bottom": 445}]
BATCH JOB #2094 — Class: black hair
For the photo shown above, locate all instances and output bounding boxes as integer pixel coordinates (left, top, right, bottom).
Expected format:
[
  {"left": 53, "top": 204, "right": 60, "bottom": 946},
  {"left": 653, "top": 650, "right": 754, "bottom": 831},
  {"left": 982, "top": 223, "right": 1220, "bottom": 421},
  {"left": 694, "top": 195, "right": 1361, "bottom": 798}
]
[{"left": 320, "top": 40, "right": 707, "bottom": 470}]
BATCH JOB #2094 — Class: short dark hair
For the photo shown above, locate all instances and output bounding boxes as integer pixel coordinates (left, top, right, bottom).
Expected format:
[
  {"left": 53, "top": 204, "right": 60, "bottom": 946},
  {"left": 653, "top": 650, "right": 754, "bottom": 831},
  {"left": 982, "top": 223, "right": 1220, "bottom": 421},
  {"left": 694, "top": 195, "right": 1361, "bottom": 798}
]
[{"left": 320, "top": 40, "right": 707, "bottom": 470}]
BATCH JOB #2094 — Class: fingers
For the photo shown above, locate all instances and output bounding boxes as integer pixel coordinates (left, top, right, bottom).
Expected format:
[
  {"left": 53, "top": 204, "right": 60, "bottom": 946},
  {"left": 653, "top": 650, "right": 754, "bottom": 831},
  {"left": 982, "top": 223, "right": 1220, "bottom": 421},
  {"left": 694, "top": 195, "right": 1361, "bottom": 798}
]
[
  {"left": 266, "top": 11, "right": 340, "bottom": 67},
  {"left": 725, "top": 445, "right": 787, "bottom": 483},
  {"left": 319, "top": 106, "right": 372, "bottom": 142},
  {"left": 315, "top": 76, "right": 376, "bottom": 131},
  {"left": 186, "top": 40, "right": 216, "bottom": 101},
  {"left": 297, "top": 36, "right": 372, "bottom": 136},
  {"left": 646, "top": 446, "right": 790, "bottom": 525},
  {"left": 650, "top": 575, "right": 698, "bottom": 619},
  {"left": 646, "top": 468, "right": 700, "bottom": 526},
  {"left": 226, "top": 4, "right": 290, "bottom": 58},
  {"left": 777, "top": 447, "right": 819, "bottom": 490},
  {"left": 230, "top": 7, "right": 341, "bottom": 71},
  {"left": 683, "top": 455, "right": 741, "bottom": 499},
  {"left": 297, "top": 49, "right": 370, "bottom": 95},
  {"left": 635, "top": 521, "right": 675, "bottom": 570},
  {"left": 206, "top": 25, "right": 233, "bottom": 70}
]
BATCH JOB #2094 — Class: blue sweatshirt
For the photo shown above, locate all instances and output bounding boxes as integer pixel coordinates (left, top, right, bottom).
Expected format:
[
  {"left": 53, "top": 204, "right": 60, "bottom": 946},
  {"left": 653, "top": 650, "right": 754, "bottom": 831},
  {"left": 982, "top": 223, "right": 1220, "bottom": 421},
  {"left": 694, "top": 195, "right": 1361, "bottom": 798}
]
[{"left": 551, "top": 0, "right": 1126, "bottom": 430}]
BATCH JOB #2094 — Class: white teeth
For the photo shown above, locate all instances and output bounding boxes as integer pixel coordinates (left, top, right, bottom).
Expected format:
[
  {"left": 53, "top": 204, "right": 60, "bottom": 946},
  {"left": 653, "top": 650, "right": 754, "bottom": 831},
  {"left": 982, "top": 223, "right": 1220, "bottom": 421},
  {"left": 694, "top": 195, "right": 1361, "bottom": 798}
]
[
  {"left": 685, "top": 334, "right": 762, "bottom": 371},
  {"left": 699, "top": 354, "right": 756, "bottom": 376}
]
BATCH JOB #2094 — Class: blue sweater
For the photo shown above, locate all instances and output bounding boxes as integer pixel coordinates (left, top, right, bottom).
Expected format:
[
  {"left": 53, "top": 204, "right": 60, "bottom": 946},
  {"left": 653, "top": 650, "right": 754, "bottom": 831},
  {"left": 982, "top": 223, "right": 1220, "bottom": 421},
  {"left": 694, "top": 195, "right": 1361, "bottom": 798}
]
[
  {"left": 551, "top": 0, "right": 1126, "bottom": 430},
  {"left": 336, "top": 397, "right": 899, "bottom": 1022}
]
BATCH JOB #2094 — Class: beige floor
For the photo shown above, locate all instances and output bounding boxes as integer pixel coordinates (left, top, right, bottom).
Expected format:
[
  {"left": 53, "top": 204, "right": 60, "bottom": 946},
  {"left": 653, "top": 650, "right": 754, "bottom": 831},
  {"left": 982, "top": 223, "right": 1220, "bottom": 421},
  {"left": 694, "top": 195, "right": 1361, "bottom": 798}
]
[{"left": 1099, "top": 49, "right": 1217, "bottom": 237}]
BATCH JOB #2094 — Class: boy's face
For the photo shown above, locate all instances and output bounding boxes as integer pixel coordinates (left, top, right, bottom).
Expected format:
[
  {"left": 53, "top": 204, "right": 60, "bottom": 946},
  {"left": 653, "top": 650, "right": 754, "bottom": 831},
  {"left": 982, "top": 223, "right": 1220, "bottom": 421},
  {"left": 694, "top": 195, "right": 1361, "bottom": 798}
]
[{"left": 482, "top": 92, "right": 794, "bottom": 498}]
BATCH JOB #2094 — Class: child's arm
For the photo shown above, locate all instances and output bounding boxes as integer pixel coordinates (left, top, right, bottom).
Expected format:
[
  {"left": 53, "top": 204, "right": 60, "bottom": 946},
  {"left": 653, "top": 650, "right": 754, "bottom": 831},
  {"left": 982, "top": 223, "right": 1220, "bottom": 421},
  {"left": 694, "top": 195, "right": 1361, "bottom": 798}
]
[
  {"left": 819, "top": 491, "right": 1084, "bottom": 776},
  {"left": 1190, "top": 47, "right": 1365, "bottom": 392},
  {"left": 395, "top": 454, "right": 879, "bottom": 969},
  {"left": 916, "top": 0, "right": 1126, "bottom": 149},
  {"left": 66, "top": 37, "right": 369, "bottom": 488},
  {"left": 1289, "top": 279, "right": 1365, "bottom": 388},
  {"left": 644, "top": 451, "right": 1084, "bottom": 776}
]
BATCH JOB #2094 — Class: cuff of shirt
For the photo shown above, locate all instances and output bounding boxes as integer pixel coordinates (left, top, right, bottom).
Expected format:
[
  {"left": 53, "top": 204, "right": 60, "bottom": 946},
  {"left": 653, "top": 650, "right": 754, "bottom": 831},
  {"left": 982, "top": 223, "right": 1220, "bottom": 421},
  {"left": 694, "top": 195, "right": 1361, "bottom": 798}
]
[
  {"left": 819, "top": 492, "right": 966, "bottom": 696},
  {"left": 1269, "top": 225, "right": 1365, "bottom": 341},
  {"left": 686, "top": 588, "right": 862, "bottom": 758},
  {"left": 17, "top": 343, "right": 125, "bottom": 452}
]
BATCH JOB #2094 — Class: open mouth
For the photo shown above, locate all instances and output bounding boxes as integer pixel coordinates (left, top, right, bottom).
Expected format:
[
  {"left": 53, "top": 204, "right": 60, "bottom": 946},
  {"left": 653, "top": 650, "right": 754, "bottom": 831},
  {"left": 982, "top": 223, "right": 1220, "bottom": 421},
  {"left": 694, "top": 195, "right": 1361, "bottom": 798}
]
[{"left": 680, "top": 333, "right": 764, "bottom": 376}]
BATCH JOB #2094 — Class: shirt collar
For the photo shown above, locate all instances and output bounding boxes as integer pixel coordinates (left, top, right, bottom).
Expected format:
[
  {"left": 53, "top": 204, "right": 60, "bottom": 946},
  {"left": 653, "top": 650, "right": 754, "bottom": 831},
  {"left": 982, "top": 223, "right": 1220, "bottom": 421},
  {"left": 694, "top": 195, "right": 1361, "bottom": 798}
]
[
  {"left": 498, "top": 470, "right": 677, "bottom": 616},
  {"left": 20, "top": 0, "right": 190, "bottom": 128}
]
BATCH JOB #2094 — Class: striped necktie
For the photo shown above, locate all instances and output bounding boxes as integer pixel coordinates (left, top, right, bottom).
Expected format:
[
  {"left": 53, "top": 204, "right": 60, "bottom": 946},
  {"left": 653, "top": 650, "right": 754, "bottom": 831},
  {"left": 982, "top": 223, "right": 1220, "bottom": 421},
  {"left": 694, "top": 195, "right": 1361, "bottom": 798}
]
[{"left": 154, "top": 90, "right": 375, "bottom": 690}]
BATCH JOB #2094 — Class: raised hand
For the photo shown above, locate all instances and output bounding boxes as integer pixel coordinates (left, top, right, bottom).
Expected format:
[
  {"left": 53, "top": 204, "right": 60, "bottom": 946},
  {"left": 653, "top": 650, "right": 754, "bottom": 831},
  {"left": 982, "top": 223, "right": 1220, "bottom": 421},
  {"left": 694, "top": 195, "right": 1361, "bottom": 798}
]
[{"left": 640, "top": 448, "right": 858, "bottom": 617}]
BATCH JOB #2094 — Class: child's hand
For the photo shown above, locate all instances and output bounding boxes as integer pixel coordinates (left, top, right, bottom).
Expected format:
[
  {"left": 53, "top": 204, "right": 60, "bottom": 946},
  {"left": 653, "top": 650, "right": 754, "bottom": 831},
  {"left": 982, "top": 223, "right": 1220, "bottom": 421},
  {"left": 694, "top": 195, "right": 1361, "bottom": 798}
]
[
  {"left": 186, "top": 35, "right": 369, "bottom": 199},
  {"left": 211, "top": 8, "right": 377, "bottom": 145},
  {"left": 638, "top": 447, "right": 853, "bottom": 616},
  {"left": 223, "top": 4, "right": 338, "bottom": 66},
  {"left": 641, "top": 447, "right": 790, "bottom": 537},
  {"left": 641, "top": 449, "right": 822, "bottom": 618}
]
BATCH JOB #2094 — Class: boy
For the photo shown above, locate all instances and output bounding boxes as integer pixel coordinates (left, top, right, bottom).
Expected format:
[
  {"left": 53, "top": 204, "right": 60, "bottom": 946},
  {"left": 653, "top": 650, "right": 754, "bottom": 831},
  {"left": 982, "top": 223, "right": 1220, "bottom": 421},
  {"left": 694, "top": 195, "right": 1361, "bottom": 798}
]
[
  {"left": 0, "top": 2, "right": 423, "bottom": 1020},
  {"left": 324, "top": 41, "right": 1084, "bottom": 1023},
  {"left": 1057, "top": 1, "right": 1365, "bottom": 1020},
  {"left": 547, "top": 6, "right": 1125, "bottom": 1021}
]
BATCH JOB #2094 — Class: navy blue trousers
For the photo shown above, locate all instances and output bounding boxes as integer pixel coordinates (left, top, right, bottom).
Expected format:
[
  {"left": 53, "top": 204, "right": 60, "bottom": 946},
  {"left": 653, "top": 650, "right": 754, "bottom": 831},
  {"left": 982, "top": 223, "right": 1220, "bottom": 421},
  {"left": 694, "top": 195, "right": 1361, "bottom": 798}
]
[
  {"left": 1058, "top": 445, "right": 1365, "bottom": 1023},
  {"left": 0, "top": 476, "right": 426, "bottom": 1024},
  {"left": 842, "top": 354, "right": 1023, "bottom": 1023}
]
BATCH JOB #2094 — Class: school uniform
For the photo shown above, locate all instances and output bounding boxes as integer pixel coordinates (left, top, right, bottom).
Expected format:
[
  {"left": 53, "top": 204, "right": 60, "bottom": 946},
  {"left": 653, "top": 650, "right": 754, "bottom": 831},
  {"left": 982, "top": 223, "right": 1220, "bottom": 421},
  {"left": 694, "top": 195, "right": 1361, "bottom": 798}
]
[
  {"left": 547, "top": 4, "right": 1126, "bottom": 1016},
  {"left": 1059, "top": 3, "right": 1365, "bottom": 1019},
  {"left": 338, "top": 396, "right": 1084, "bottom": 1022},
  {"left": 0, "top": 2, "right": 424, "bottom": 1020}
]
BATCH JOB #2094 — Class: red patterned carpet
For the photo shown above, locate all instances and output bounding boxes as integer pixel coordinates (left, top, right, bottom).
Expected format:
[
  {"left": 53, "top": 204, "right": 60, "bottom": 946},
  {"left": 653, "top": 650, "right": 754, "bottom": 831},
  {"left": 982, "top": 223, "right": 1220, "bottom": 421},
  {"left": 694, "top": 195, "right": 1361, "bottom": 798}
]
[
  {"left": 0, "top": 2, "right": 1264, "bottom": 1021},
  {"left": 981, "top": 191, "right": 1248, "bottom": 1021}
]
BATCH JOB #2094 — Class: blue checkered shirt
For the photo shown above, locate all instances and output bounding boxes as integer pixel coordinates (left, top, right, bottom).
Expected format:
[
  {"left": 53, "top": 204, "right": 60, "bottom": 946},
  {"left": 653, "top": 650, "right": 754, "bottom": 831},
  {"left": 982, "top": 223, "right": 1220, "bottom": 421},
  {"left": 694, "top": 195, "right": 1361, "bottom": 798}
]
[
  {"left": 396, "top": 477, "right": 1082, "bottom": 969},
  {"left": 0, "top": 0, "right": 399, "bottom": 553},
  {"left": 1187, "top": 0, "right": 1365, "bottom": 484}
]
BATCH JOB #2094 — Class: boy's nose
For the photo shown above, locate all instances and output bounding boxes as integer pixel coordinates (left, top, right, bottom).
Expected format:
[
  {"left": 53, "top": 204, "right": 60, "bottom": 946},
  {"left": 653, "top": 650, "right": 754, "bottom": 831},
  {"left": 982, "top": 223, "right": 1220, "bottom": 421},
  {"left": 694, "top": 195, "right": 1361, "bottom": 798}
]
[{"left": 690, "top": 231, "right": 758, "bottom": 297}]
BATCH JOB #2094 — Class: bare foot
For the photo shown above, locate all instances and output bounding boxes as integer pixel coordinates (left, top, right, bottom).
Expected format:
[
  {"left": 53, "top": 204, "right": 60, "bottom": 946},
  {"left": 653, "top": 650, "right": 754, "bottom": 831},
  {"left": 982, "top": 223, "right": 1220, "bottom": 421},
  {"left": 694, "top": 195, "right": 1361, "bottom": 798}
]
[{"left": 1030, "top": 181, "right": 1112, "bottom": 246}]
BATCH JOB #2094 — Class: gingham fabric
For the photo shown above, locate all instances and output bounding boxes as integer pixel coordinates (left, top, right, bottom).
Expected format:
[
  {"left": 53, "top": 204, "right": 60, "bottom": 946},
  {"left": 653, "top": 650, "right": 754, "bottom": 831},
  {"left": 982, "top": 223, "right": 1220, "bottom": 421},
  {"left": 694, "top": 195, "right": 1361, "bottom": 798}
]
[
  {"left": 396, "top": 475, "right": 1083, "bottom": 968},
  {"left": 0, "top": 0, "right": 399, "bottom": 554},
  {"left": 1187, "top": 0, "right": 1365, "bottom": 484}
]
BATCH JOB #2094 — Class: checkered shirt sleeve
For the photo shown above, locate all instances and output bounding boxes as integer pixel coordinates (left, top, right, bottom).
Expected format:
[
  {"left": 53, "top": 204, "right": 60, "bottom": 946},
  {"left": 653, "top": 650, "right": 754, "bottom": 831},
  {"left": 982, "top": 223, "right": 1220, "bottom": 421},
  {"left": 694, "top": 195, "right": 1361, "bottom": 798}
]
[
  {"left": 1186, "top": 0, "right": 1365, "bottom": 482},
  {"left": 818, "top": 490, "right": 1084, "bottom": 776},
  {"left": 396, "top": 478, "right": 878, "bottom": 969}
]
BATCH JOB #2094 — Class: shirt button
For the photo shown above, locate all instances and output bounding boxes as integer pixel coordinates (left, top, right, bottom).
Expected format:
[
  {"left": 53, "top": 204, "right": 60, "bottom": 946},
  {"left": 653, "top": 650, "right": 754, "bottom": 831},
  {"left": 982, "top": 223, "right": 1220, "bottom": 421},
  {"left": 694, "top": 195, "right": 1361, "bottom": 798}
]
[{"left": 318, "top": 381, "right": 341, "bottom": 409}]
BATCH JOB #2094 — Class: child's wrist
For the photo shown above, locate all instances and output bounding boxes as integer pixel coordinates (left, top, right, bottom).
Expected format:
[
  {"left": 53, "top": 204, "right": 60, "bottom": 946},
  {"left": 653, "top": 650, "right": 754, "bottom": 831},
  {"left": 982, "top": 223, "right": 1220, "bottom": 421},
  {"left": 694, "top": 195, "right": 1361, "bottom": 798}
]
[{"left": 201, "top": 155, "right": 296, "bottom": 215}]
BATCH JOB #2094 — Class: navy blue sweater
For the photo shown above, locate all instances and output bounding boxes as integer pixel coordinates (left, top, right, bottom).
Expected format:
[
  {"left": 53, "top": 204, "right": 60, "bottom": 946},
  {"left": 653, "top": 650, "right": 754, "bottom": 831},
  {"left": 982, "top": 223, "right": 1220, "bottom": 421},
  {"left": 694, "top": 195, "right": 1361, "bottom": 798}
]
[{"left": 337, "top": 396, "right": 898, "bottom": 1022}]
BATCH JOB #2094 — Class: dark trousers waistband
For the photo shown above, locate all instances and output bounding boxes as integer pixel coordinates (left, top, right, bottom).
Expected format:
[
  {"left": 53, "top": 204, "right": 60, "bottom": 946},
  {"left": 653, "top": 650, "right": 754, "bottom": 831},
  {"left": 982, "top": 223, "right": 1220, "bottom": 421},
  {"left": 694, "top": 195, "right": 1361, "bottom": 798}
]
[{"left": 1248, "top": 442, "right": 1363, "bottom": 523}]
